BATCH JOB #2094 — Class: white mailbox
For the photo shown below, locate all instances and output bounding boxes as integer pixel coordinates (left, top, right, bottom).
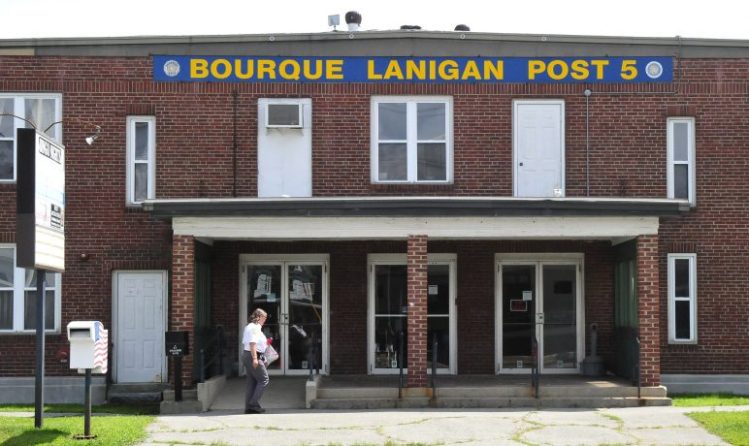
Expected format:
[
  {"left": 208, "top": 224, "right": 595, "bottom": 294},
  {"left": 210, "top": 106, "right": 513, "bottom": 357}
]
[{"left": 67, "top": 321, "right": 108, "bottom": 374}]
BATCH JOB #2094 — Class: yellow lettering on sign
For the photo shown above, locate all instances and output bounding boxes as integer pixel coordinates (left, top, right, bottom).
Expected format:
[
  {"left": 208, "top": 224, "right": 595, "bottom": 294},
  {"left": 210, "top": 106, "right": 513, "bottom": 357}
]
[
  {"left": 279, "top": 60, "right": 301, "bottom": 80},
  {"left": 528, "top": 60, "right": 545, "bottom": 80},
  {"left": 384, "top": 60, "right": 404, "bottom": 80},
  {"left": 484, "top": 60, "right": 504, "bottom": 80},
  {"left": 590, "top": 60, "right": 609, "bottom": 79},
  {"left": 439, "top": 60, "right": 459, "bottom": 80},
  {"left": 235, "top": 59, "right": 254, "bottom": 80},
  {"left": 429, "top": 60, "right": 437, "bottom": 80},
  {"left": 620, "top": 60, "right": 637, "bottom": 80},
  {"left": 257, "top": 60, "right": 277, "bottom": 80},
  {"left": 191, "top": 59, "right": 209, "bottom": 78},
  {"left": 326, "top": 60, "right": 344, "bottom": 80},
  {"left": 367, "top": 60, "right": 383, "bottom": 80},
  {"left": 547, "top": 60, "right": 568, "bottom": 80},
  {"left": 211, "top": 59, "right": 232, "bottom": 79},
  {"left": 461, "top": 60, "right": 481, "bottom": 80},
  {"left": 571, "top": 60, "right": 589, "bottom": 80},
  {"left": 304, "top": 60, "right": 324, "bottom": 80},
  {"left": 406, "top": 60, "right": 426, "bottom": 80}
]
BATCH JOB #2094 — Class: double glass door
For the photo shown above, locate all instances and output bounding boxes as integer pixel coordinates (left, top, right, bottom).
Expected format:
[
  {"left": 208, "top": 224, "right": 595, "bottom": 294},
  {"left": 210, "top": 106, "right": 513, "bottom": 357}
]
[
  {"left": 368, "top": 254, "right": 456, "bottom": 374},
  {"left": 497, "top": 257, "right": 582, "bottom": 374},
  {"left": 242, "top": 255, "right": 328, "bottom": 375}
]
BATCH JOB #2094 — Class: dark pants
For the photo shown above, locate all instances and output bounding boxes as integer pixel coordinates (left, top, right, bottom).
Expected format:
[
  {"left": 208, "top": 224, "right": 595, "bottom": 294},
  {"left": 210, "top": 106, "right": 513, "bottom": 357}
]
[{"left": 242, "top": 350, "right": 269, "bottom": 410}]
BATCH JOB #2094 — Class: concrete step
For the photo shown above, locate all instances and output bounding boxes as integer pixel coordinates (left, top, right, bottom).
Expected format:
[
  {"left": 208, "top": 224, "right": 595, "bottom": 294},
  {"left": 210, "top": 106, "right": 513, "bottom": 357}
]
[
  {"left": 434, "top": 396, "right": 672, "bottom": 408},
  {"left": 436, "top": 386, "right": 531, "bottom": 398},
  {"left": 311, "top": 398, "right": 399, "bottom": 410},
  {"left": 162, "top": 389, "right": 198, "bottom": 402},
  {"left": 317, "top": 387, "right": 400, "bottom": 399},
  {"left": 108, "top": 383, "right": 168, "bottom": 404}
]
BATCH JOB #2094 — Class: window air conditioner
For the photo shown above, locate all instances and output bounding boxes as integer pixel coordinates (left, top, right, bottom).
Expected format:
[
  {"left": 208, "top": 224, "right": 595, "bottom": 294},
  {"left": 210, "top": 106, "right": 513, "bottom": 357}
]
[{"left": 266, "top": 103, "right": 303, "bottom": 128}]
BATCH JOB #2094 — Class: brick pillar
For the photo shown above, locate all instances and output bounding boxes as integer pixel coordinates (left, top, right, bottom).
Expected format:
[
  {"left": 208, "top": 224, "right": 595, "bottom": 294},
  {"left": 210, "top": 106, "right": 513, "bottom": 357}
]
[
  {"left": 406, "top": 235, "right": 428, "bottom": 388},
  {"left": 172, "top": 234, "right": 195, "bottom": 388},
  {"left": 637, "top": 234, "right": 661, "bottom": 386}
]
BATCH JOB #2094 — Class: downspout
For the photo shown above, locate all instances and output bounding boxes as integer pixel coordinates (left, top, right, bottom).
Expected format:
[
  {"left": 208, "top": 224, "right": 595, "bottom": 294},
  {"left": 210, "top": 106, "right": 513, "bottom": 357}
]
[
  {"left": 584, "top": 89, "right": 591, "bottom": 196},
  {"left": 232, "top": 90, "right": 238, "bottom": 197}
]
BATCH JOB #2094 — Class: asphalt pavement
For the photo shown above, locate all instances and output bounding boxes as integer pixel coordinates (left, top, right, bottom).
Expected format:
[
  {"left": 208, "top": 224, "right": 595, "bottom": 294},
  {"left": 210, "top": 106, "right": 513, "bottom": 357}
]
[{"left": 138, "top": 404, "right": 747, "bottom": 446}]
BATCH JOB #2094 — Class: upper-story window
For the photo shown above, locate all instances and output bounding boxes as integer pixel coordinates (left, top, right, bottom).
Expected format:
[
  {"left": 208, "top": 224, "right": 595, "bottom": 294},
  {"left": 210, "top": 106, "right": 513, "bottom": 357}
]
[
  {"left": 0, "top": 94, "right": 62, "bottom": 182},
  {"left": 371, "top": 96, "right": 452, "bottom": 183},
  {"left": 0, "top": 245, "right": 62, "bottom": 334},
  {"left": 126, "top": 116, "right": 156, "bottom": 206},
  {"left": 667, "top": 117, "right": 696, "bottom": 206}
]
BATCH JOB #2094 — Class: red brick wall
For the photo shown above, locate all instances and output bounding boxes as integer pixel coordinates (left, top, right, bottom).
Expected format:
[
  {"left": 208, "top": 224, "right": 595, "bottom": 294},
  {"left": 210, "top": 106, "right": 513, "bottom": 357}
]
[
  {"left": 406, "top": 235, "right": 428, "bottom": 387},
  {"left": 638, "top": 235, "right": 661, "bottom": 386},
  {"left": 171, "top": 235, "right": 195, "bottom": 387},
  {"left": 0, "top": 54, "right": 747, "bottom": 378}
]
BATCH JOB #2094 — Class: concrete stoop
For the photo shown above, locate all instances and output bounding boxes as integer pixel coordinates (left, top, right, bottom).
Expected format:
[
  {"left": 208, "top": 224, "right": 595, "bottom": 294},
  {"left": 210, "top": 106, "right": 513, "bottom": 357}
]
[
  {"left": 107, "top": 383, "right": 168, "bottom": 404},
  {"left": 160, "top": 388, "right": 202, "bottom": 414},
  {"left": 310, "top": 384, "right": 671, "bottom": 409}
]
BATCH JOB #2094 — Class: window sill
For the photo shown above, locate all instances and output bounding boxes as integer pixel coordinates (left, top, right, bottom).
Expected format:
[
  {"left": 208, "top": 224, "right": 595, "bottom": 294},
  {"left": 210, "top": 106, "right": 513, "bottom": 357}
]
[
  {"left": 371, "top": 183, "right": 455, "bottom": 194},
  {"left": 0, "top": 330, "right": 61, "bottom": 336}
]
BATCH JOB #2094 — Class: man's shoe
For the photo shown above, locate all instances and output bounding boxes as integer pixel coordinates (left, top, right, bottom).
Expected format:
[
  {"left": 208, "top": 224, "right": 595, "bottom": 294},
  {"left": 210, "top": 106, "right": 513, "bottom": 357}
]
[{"left": 244, "top": 407, "right": 266, "bottom": 414}]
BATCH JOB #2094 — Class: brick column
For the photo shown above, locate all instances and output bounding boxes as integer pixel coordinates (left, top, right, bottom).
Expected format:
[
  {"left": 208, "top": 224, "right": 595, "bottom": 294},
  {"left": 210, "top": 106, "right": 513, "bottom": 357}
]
[
  {"left": 172, "top": 234, "right": 195, "bottom": 388},
  {"left": 406, "top": 235, "right": 428, "bottom": 388},
  {"left": 637, "top": 234, "right": 661, "bottom": 386}
]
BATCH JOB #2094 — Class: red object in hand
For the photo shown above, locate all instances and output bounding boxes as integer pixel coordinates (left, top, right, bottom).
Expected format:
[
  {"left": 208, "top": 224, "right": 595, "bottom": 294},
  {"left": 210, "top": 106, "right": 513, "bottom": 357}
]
[{"left": 268, "top": 337, "right": 273, "bottom": 345}]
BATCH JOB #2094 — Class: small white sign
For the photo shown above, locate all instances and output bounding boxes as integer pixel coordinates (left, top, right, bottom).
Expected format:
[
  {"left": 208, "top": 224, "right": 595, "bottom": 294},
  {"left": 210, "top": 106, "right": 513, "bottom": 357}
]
[
  {"left": 428, "top": 285, "right": 438, "bottom": 295},
  {"left": 516, "top": 360, "right": 523, "bottom": 368},
  {"left": 522, "top": 290, "right": 532, "bottom": 301}
]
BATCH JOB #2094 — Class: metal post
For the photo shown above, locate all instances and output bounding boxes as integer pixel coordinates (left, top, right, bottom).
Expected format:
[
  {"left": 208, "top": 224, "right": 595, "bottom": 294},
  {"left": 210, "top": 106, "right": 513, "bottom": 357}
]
[
  {"left": 84, "top": 369, "right": 92, "bottom": 437},
  {"left": 34, "top": 269, "right": 46, "bottom": 429},
  {"left": 398, "top": 330, "right": 404, "bottom": 398},
  {"left": 174, "top": 358, "right": 183, "bottom": 402},
  {"left": 431, "top": 333, "right": 437, "bottom": 391}
]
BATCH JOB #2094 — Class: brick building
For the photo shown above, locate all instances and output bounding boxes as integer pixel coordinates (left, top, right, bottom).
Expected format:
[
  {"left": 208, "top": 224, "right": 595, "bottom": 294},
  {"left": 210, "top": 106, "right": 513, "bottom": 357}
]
[{"left": 1, "top": 26, "right": 747, "bottom": 402}]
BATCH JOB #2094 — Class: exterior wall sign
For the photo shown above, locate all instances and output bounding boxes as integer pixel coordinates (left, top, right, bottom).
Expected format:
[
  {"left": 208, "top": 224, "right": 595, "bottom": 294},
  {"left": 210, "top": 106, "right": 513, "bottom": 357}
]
[{"left": 154, "top": 56, "right": 672, "bottom": 84}]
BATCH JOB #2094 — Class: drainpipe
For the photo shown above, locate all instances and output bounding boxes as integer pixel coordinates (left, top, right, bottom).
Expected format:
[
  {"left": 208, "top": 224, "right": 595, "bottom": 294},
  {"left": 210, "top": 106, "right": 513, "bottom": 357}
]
[
  {"left": 584, "top": 89, "right": 592, "bottom": 196},
  {"left": 232, "top": 90, "right": 238, "bottom": 197}
]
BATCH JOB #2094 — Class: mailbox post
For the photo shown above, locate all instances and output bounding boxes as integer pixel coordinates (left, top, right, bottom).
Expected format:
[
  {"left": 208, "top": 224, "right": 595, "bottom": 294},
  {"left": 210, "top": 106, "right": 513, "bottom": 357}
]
[
  {"left": 67, "top": 321, "right": 108, "bottom": 440},
  {"left": 165, "top": 331, "right": 189, "bottom": 402}
]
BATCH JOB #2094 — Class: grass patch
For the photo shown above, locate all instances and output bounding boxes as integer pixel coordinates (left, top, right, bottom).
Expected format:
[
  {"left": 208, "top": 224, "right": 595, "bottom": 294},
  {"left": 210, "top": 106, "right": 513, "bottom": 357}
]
[
  {"left": 688, "top": 410, "right": 749, "bottom": 446},
  {"left": 672, "top": 393, "right": 749, "bottom": 407},
  {"left": 0, "top": 414, "right": 154, "bottom": 445},
  {"left": 0, "top": 403, "right": 159, "bottom": 415}
]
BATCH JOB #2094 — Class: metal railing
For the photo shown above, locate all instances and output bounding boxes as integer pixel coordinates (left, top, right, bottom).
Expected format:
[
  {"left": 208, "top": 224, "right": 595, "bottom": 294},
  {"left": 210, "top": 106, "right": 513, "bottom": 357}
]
[
  {"left": 398, "top": 330, "right": 405, "bottom": 399},
  {"left": 198, "top": 326, "right": 225, "bottom": 383},
  {"left": 307, "top": 326, "right": 321, "bottom": 381},
  {"left": 531, "top": 335, "right": 540, "bottom": 398},
  {"left": 634, "top": 336, "right": 641, "bottom": 399},
  {"left": 430, "top": 333, "right": 438, "bottom": 393}
]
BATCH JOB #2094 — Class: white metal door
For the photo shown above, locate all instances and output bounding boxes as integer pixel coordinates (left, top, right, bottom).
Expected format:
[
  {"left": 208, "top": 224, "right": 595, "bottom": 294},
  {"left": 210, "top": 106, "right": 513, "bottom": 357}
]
[
  {"left": 115, "top": 271, "right": 166, "bottom": 383},
  {"left": 257, "top": 98, "right": 312, "bottom": 197},
  {"left": 514, "top": 100, "right": 565, "bottom": 197}
]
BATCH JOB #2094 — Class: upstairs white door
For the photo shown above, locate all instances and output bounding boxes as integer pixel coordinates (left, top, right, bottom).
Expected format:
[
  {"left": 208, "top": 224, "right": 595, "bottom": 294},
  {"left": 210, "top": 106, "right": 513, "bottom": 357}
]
[
  {"left": 257, "top": 98, "right": 312, "bottom": 197},
  {"left": 514, "top": 100, "right": 565, "bottom": 197},
  {"left": 114, "top": 271, "right": 167, "bottom": 383}
]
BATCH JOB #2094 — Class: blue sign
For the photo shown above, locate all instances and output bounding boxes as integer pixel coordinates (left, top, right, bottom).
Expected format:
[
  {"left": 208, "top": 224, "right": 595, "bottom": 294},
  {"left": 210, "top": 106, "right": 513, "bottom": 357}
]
[{"left": 154, "top": 56, "right": 672, "bottom": 84}]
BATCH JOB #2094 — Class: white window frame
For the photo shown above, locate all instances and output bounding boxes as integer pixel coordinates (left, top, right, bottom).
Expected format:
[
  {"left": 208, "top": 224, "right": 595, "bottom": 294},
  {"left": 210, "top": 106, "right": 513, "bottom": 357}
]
[
  {"left": 370, "top": 96, "right": 453, "bottom": 184},
  {"left": 667, "top": 117, "right": 696, "bottom": 206},
  {"left": 367, "top": 253, "right": 457, "bottom": 375},
  {"left": 265, "top": 101, "right": 304, "bottom": 128},
  {"left": 0, "top": 93, "right": 63, "bottom": 183},
  {"left": 0, "top": 244, "right": 62, "bottom": 334},
  {"left": 667, "top": 253, "right": 697, "bottom": 344},
  {"left": 126, "top": 116, "right": 156, "bottom": 206}
]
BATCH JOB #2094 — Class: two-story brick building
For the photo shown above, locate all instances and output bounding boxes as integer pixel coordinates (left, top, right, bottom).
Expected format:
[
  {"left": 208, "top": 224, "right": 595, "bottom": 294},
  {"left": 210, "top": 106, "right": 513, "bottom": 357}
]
[{"left": 1, "top": 25, "right": 747, "bottom": 404}]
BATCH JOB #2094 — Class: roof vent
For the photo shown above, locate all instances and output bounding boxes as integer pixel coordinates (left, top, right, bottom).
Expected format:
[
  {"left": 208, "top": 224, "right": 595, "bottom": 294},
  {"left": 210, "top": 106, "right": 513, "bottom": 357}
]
[
  {"left": 345, "top": 11, "right": 362, "bottom": 31},
  {"left": 454, "top": 24, "right": 470, "bottom": 32},
  {"left": 400, "top": 25, "right": 422, "bottom": 30}
]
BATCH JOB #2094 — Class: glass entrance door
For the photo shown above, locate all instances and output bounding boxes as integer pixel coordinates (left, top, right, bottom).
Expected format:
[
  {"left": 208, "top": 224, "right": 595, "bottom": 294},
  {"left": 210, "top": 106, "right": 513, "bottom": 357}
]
[
  {"left": 243, "top": 255, "right": 327, "bottom": 375},
  {"left": 498, "top": 257, "right": 581, "bottom": 374}
]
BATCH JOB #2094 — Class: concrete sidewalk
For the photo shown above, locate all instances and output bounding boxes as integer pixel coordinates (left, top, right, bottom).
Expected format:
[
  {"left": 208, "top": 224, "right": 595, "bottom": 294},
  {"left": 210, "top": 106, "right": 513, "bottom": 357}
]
[{"left": 139, "top": 405, "right": 747, "bottom": 446}]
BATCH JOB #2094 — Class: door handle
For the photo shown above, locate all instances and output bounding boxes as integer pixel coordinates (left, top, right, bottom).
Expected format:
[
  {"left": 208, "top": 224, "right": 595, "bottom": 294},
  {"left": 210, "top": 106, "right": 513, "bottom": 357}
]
[{"left": 519, "top": 162, "right": 524, "bottom": 166}]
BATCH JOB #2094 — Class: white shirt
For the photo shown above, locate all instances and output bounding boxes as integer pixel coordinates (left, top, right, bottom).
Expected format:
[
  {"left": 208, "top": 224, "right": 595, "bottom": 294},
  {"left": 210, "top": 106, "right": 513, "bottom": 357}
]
[{"left": 242, "top": 322, "right": 267, "bottom": 353}]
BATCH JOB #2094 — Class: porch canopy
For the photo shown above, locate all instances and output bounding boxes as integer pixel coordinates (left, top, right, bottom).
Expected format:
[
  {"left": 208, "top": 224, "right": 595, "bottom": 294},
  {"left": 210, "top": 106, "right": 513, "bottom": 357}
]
[{"left": 144, "top": 196, "right": 689, "bottom": 241}]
